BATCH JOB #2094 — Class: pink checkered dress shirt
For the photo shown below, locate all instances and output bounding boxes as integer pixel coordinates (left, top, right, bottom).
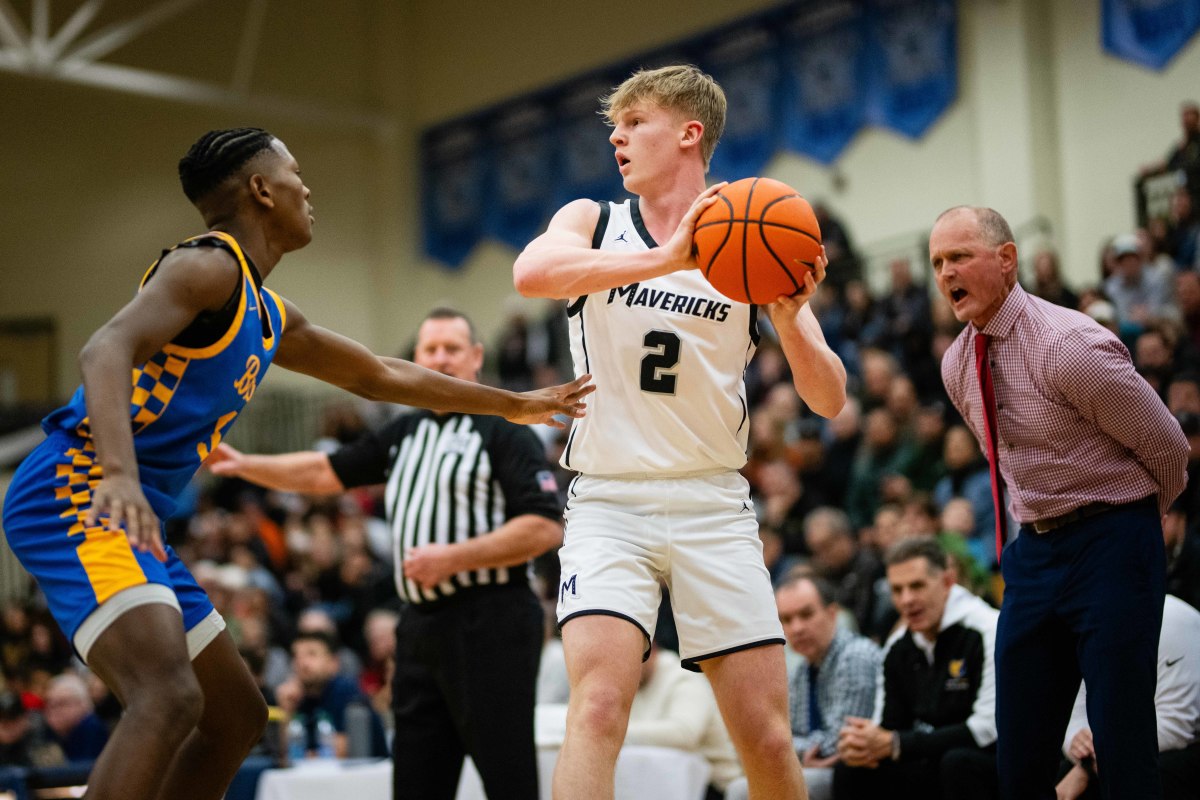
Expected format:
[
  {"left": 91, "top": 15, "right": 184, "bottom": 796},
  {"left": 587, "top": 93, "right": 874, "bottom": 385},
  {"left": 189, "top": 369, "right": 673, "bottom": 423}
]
[{"left": 941, "top": 285, "right": 1188, "bottom": 524}]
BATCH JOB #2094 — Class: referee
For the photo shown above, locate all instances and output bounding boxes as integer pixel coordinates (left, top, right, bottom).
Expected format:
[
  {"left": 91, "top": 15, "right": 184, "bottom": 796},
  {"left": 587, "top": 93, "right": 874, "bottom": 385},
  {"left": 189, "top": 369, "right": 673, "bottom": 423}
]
[{"left": 210, "top": 307, "right": 563, "bottom": 799}]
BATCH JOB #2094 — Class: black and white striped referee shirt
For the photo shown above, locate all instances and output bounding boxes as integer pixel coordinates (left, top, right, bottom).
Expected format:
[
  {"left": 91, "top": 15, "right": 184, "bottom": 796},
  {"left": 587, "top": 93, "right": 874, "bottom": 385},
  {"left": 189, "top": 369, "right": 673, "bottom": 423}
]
[{"left": 328, "top": 410, "right": 561, "bottom": 606}]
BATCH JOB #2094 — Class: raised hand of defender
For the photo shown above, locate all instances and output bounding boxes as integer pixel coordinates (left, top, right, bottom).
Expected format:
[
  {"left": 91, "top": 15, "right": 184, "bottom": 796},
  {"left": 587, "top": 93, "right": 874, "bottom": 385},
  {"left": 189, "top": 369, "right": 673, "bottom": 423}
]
[
  {"left": 85, "top": 473, "right": 166, "bottom": 562},
  {"left": 205, "top": 442, "right": 246, "bottom": 477},
  {"left": 506, "top": 373, "right": 595, "bottom": 428},
  {"left": 661, "top": 182, "right": 728, "bottom": 272}
]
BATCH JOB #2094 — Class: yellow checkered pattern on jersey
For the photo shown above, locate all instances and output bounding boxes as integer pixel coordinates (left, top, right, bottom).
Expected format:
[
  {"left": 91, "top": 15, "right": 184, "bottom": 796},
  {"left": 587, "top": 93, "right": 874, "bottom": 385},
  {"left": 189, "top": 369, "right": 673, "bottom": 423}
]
[{"left": 130, "top": 352, "right": 190, "bottom": 434}]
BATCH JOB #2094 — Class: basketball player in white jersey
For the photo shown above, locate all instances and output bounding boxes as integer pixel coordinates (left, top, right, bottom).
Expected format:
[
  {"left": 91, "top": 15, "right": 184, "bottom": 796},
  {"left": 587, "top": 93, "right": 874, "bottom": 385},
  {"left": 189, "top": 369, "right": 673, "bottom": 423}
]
[{"left": 514, "top": 65, "right": 846, "bottom": 799}]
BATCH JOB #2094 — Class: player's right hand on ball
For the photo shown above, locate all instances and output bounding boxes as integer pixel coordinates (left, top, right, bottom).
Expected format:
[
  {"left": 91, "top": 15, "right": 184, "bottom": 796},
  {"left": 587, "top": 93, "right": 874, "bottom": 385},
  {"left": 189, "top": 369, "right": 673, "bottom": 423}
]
[
  {"left": 85, "top": 474, "right": 166, "bottom": 562},
  {"left": 508, "top": 374, "right": 594, "bottom": 428},
  {"left": 662, "top": 182, "right": 727, "bottom": 272}
]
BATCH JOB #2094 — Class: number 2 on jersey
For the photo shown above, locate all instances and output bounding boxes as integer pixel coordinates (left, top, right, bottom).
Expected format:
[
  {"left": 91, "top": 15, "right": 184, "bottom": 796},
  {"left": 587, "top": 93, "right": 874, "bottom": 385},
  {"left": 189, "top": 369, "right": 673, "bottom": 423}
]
[{"left": 640, "top": 330, "right": 681, "bottom": 394}]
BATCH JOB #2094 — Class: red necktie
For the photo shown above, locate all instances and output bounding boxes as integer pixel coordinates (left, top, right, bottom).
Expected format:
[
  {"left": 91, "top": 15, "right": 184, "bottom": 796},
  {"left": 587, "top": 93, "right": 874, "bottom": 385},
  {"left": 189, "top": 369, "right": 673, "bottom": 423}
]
[{"left": 975, "top": 332, "right": 1008, "bottom": 561}]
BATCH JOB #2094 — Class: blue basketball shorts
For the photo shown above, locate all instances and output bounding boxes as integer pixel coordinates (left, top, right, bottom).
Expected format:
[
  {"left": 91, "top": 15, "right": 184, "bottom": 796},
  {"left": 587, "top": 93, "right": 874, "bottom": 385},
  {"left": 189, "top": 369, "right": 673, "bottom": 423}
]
[{"left": 2, "top": 432, "right": 219, "bottom": 661}]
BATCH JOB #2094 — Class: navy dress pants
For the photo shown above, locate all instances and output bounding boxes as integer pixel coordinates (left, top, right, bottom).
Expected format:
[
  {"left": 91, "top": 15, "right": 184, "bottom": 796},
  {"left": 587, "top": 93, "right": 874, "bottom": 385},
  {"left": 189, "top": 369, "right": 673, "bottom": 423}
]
[{"left": 996, "top": 500, "right": 1165, "bottom": 800}]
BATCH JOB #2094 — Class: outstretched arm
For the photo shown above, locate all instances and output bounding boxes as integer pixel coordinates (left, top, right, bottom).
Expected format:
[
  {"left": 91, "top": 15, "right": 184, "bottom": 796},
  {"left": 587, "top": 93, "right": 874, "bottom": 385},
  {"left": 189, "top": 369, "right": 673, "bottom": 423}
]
[
  {"left": 273, "top": 301, "right": 592, "bottom": 427},
  {"left": 764, "top": 247, "right": 847, "bottom": 418},
  {"left": 81, "top": 247, "right": 243, "bottom": 560},
  {"left": 513, "top": 186, "right": 726, "bottom": 299},
  {"left": 206, "top": 443, "right": 344, "bottom": 495}
]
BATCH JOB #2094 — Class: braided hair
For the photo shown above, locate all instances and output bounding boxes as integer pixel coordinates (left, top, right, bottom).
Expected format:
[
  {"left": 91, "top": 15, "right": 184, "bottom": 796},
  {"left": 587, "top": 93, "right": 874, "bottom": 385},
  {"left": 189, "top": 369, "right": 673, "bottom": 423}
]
[{"left": 178, "top": 128, "right": 275, "bottom": 203}]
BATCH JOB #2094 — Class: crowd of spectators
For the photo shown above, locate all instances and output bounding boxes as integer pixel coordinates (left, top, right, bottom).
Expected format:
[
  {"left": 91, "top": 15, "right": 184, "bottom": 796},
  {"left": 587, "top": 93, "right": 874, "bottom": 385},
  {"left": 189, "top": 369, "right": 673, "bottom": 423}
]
[{"left": 3, "top": 100, "right": 1200, "bottom": 799}]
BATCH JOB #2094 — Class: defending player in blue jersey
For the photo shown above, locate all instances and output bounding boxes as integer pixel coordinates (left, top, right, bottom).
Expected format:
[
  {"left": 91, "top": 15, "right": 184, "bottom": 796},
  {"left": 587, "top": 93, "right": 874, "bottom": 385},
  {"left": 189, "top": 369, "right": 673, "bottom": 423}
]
[{"left": 1, "top": 128, "right": 592, "bottom": 800}]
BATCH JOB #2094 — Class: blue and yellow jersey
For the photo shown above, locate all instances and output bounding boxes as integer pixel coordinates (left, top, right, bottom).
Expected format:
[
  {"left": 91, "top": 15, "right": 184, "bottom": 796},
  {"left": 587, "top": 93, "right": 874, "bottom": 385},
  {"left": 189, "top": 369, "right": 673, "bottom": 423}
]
[{"left": 39, "top": 231, "right": 286, "bottom": 518}]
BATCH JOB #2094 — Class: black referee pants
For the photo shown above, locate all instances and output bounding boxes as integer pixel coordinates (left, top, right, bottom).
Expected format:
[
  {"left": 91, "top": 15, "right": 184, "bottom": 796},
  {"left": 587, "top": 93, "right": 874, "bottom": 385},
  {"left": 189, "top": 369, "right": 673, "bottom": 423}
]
[{"left": 391, "top": 584, "right": 543, "bottom": 800}]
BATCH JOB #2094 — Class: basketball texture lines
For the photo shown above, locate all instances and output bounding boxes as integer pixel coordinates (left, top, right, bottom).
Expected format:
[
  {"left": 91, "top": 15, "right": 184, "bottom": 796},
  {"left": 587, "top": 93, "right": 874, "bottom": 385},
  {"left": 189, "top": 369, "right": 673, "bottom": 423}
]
[{"left": 693, "top": 177, "right": 823, "bottom": 305}]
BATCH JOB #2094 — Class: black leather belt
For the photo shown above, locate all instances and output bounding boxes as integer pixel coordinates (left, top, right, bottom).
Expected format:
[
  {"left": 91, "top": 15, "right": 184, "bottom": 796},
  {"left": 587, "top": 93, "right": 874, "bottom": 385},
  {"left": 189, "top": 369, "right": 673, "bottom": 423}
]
[{"left": 1029, "top": 498, "right": 1152, "bottom": 534}]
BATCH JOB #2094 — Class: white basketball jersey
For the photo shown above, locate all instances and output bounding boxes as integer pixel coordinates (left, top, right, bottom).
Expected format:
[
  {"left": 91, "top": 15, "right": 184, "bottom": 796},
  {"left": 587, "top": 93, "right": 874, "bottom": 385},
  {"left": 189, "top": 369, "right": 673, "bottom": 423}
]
[{"left": 562, "top": 198, "right": 758, "bottom": 476}]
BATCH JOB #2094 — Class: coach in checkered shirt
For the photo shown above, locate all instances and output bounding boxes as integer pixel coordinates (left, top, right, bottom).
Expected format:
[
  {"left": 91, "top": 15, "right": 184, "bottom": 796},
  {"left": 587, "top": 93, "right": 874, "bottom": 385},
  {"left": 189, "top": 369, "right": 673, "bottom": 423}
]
[{"left": 929, "top": 206, "right": 1190, "bottom": 800}]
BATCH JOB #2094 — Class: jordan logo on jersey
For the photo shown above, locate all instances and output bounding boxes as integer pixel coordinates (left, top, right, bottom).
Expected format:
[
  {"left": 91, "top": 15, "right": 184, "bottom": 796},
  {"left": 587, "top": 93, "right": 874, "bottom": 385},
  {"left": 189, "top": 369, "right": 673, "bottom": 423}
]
[
  {"left": 606, "top": 282, "right": 731, "bottom": 322},
  {"left": 234, "top": 355, "right": 261, "bottom": 402},
  {"left": 614, "top": 230, "right": 629, "bottom": 243}
]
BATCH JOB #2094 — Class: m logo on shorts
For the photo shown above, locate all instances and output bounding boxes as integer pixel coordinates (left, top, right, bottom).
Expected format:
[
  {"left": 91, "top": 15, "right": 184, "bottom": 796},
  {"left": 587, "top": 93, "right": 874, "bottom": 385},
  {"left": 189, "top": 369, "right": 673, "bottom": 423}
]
[{"left": 560, "top": 573, "right": 578, "bottom": 604}]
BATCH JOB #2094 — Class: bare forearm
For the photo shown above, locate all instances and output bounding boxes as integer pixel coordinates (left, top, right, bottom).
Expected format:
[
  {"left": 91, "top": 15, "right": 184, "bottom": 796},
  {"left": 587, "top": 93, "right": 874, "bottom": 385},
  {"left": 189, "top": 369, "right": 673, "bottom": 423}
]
[
  {"left": 226, "top": 452, "right": 343, "bottom": 495},
  {"left": 514, "top": 246, "right": 677, "bottom": 299},
  {"left": 439, "top": 515, "right": 562, "bottom": 573},
  {"left": 80, "top": 337, "right": 140, "bottom": 479},
  {"left": 361, "top": 359, "right": 522, "bottom": 415},
  {"left": 774, "top": 311, "right": 847, "bottom": 418}
]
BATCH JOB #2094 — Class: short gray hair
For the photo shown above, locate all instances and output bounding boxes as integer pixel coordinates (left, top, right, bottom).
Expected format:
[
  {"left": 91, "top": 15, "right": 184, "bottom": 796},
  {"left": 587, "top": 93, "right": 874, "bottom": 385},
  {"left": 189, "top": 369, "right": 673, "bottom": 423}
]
[{"left": 935, "top": 206, "right": 1015, "bottom": 248}]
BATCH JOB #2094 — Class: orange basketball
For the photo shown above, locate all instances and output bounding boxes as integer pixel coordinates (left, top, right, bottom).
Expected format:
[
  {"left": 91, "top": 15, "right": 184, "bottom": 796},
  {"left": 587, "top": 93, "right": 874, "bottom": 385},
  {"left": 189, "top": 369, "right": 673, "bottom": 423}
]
[{"left": 693, "top": 177, "right": 822, "bottom": 305}]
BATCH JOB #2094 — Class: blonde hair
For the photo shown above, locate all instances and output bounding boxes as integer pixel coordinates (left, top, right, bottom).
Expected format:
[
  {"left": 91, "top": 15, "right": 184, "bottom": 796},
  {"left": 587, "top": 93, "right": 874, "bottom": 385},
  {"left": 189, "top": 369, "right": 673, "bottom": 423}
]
[{"left": 601, "top": 64, "right": 726, "bottom": 170}]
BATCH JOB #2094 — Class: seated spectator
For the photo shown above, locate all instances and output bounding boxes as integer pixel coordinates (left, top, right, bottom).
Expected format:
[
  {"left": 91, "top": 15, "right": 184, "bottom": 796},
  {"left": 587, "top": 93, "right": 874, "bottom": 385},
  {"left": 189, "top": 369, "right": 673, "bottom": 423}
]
[
  {"left": 42, "top": 674, "right": 108, "bottom": 762},
  {"left": 834, "top": 538, "right": 998, "bottom": 800},
  {"left": 0, "top": 689, "right": 61, "bottom": 767},
  {"left": 359, "top": 608, "right": 398, "bottom": 719},
  {"left": 1030, "top": 249, "right": 1079, "bottom": 311},
  {"left": 1168, "top": 373, "right": 1200, "bottom": 416},
  {"left": 878, "top": 258, "right": 937, "bottom": 394},
  {"left": 857, "top": 349, "right": 900, "bottom": 413},
  {"left": 276, "top": 631, "right": 387, "bottom": 759},
  {"left": 1055, "top": 595, "right": 1200, "bottom": 800},
  {"left": 938, "top": 499, "right": 992, "bottom": 601},
  {"left": 804, "top": 508, "right": 890, "bottom": 640},
  {"left": 1176, "top": 272, "right": 1200, "bottom": 353},
  {"left": 1135, "top": 325, "right": 1178, "bottom": 397},
  {"left": 1164, "top": 187, "right": 1200, "bottom": 268},
  {"left": 774, "top": 575, "right": 881, "bottom": 800},
  {"left": 760, "top": 524, "right": 804, "bottom": 588},
  {"left": 933, "top": 425, "right": 1000, "bottom": 566},
  {"left": 905, "top": 402, "right": 948, "bottom": 493},
  {"left": 821, "top": 399, "right": 863, "bottom": 510},
  {"left": 846, "top": 409, "right": 916, "bottom": 530},
  {"left": 1104, "top": 233, "right": 1174, "bottom": 333},
  {"left": 1165, "top": 502, "right": 1200, "bottom": 608},
  {"left": 755, "top": 459, "right": 821, "bottom": 554},
  {"left": 623, "top": 643, "right": 742, "bottom": 798},
  {"left": 296, "top": 607, "right": 363, "bottom": 682}
]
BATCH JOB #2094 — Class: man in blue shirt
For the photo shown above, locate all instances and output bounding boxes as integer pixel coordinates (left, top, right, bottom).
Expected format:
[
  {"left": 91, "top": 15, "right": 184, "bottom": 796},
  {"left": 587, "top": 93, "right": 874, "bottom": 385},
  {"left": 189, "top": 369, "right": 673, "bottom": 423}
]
[{"left": 277, "top": 630, "right": 386, "bottom": 758}]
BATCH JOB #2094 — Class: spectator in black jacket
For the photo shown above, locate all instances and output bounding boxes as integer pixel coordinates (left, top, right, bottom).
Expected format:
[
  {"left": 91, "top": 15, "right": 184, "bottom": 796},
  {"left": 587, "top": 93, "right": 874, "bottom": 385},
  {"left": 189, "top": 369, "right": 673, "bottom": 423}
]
[{"left": 834, "top": 537, "right": 999, "bottom": 800}]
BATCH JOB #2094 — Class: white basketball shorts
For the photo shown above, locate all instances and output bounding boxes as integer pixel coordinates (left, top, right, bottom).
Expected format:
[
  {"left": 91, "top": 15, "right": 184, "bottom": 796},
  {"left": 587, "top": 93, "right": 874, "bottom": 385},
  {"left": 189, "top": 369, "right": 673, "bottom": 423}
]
[{"left": 556, "top": 471, "right": 785, "bottom": 671}]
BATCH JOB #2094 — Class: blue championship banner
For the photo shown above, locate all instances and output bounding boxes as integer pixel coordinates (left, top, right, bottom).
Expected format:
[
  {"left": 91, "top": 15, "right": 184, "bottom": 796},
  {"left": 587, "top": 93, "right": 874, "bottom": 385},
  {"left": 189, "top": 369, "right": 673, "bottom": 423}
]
[
  {"left": 418, "top": 0, "right": 961, "bottom": 265},
  {"left": 696, "top": 24, "right": 782, "bottom": 180},
  {"left": 780, "top": 1, "right": 869, "bottom": 165},
  {"left": 553, "top": 76, "right": 628, "bottom": 208},
  {"left": 1102, "top": 0, "right": 1200, "bottom": 71},
  {"left": 484, "top": 101, "right": 560, "bottom": 250},
  {"left": 864, "top": 0, "right": 957, "bottom": 139},
  {"left": 420, "top": 120, "right": 489, "bottom": 268}
]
